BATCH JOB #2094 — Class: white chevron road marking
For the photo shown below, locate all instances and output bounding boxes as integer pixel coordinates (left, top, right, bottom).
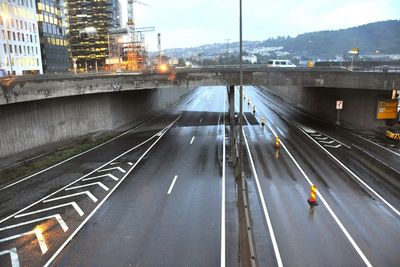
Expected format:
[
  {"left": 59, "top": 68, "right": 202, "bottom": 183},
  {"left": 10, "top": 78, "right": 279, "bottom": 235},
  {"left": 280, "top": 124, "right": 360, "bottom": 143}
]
[
  {"left": 0, "top": 248, "right": 20, "bottom": 267},
  {"left": 0, "top": 214, "right": 68, "bottom": 233},
  {"left": 15, "top": 202, "right": 84, "bottom": 218}
]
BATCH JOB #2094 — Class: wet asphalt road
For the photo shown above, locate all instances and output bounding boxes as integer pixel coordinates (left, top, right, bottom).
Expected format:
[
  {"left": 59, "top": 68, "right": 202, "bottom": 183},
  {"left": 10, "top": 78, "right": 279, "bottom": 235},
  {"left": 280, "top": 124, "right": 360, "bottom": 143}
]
[
  {"left": 242, "top": 86, "right": 400, "bottom": 266},
  {"left": 0, "top": 86, "right": 399, "bottom": 266}
]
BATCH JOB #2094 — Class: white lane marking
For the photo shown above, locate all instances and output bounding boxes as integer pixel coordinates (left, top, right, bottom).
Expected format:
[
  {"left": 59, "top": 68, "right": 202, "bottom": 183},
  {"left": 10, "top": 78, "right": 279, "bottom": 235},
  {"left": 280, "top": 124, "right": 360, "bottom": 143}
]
[
  {"left": 66, "top": 182, "right": 109, "bottom": 192},
  {"left": 276, "top": 126, "right": 285, "bottom": 137},
  {"left": 35, "top": 229, "right": 48, "bottom": 254},
  {"left": 242, "top": 123, "right": 283, "bottom": 267},
  {"left": 0, "top": 214, "right": 68, "bottom": 232},
  {"left": 128, "top": 162, "right": 134, "bottom": 166},
  {"left": 325, "top": 144, "right": 342, "bottom": 149},
  {"left": 220, "top": 93, "right": 226, "bottom": 267},
  {"left": 0, "top": 229, "right": 48, "bottom": 254},
  {"left": 264, "top": 117, "right": 373, "bottom": 267},
  {"left": 44, "top": 191, "right": 98, "bottom": 203},
  {"left": 0, "top": 126, "right": 166, "bottom": 224},
  {"left": 82, "top": 173, "right": 119, "bottom": 182},
  {"left": 319, "top": 140, "right": 335, "bottom": 144},
  {"left": 294, "top": 123, "right": 400, "bottom": 217},
  {"left": 167, "top": 175, "right": 178, "bottom": 195},
  {"left": 15, "top": 202, "right": 84, "bottom": 218},
  {"left": 190, "top": 136, "right": 195, "bottom": 145},
  {"left": 43, "top": 115, "right": 181, "bottom": 267},
  {"left": 110, "top": 162, "right": 120, "bottom": 165},
  {"left": 315, "top": 137, "right": 329, "bottom": 140},
  {"left": 351, "top": 132, "right": 400, "bottom": 157},
  {"left": 0, "top": 248, "right": 20, "bottom": 267},
  {"left": 311, "top": 133, "right": 322, "bottom": 137},
  {"left": 98, "top": 167, "right": 126, "bottom": 174},
  {"left": 0, "top": 118, "right": 149, "bottom": 191}
]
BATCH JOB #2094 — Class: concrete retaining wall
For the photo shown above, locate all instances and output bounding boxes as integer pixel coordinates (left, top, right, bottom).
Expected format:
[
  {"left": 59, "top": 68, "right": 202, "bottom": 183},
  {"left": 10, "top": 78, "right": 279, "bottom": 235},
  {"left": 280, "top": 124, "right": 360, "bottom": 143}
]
[
  {"left": 0, "top": 86, "right": 191, "bottom": 159},
  {"left": 263, "top": 85, "right": 396, "bottom": 128}
]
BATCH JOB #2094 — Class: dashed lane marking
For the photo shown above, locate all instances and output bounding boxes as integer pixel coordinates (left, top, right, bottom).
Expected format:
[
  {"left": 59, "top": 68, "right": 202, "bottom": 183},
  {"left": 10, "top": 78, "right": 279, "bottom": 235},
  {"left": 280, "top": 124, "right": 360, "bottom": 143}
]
[
  {"left": 98, "top": 167, "right": 126, "bottom": 174},
  {"left": 0, "top": 248, "right": 20, "bottom": 267},
  {"left": 65, "top": 182, "right": 109, "bottom": 192},
  {"left": 0, "top": 214, "right": 68, "bottom": 233},
  {"left": 15, "top": 202, "right": 84, "bottom": 218},
  {"left": 167, "top": 175, "right": 178, "bottom": 195},
  {"left": 82, "top": 173, "right": 119, "bottom": 182},
  {"left": 190, "top": 136, "right": 195, "bottom": 144},
  {"left": 43, "top": 191, "right": 98, "bottom": 203}
]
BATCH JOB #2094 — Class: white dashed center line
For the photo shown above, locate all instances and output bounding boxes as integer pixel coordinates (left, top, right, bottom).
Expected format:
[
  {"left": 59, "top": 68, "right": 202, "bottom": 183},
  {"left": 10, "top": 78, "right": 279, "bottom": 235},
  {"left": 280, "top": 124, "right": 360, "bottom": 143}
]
[{"left": 167, "top": 175, "right": 178, "bottom": 195}]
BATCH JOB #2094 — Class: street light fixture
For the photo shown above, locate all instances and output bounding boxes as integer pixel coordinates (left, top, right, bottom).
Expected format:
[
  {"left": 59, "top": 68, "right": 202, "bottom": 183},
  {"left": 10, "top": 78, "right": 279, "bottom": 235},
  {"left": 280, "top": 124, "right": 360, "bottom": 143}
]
[{"left": 1, "top": 13, "right": 13, "bottom": 75}]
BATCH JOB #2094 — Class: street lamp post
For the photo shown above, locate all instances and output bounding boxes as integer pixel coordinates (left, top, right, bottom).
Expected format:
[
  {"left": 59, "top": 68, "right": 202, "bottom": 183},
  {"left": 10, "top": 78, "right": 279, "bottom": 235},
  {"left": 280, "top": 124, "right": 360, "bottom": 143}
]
[
  {"left": 238, "top": 0, "right": 244, "bottom": 179},
  {"left": 1, "top": 14, "right": 13, "bottom": 75}
]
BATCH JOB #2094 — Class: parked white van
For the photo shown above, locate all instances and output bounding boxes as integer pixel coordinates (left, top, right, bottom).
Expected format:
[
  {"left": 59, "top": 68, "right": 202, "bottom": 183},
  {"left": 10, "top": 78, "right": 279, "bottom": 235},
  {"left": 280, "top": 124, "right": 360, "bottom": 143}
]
[{"left": 268, "top": 60, "right": 296, "bottom": 68}]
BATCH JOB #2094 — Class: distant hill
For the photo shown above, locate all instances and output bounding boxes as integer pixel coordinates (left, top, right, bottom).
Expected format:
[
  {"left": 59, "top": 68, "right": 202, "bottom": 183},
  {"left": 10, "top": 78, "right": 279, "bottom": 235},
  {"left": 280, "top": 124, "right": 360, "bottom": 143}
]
[{"left": 163, "top": 20, "right": 400, "bottom": 60}]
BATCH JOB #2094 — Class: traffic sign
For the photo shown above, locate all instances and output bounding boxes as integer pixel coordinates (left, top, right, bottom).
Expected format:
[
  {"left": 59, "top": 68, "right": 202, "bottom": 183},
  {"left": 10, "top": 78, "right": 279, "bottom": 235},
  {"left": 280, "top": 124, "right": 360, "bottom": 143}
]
[{"left": 336, "top": 100, "right": 343, "bottom": 110}]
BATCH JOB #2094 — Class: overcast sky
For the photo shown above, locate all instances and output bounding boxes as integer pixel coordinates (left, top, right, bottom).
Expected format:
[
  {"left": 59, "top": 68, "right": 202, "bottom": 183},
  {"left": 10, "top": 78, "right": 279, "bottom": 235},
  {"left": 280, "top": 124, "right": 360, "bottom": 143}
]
[{"left": 120, "top": 0, "right": 400, "bottom": 51}]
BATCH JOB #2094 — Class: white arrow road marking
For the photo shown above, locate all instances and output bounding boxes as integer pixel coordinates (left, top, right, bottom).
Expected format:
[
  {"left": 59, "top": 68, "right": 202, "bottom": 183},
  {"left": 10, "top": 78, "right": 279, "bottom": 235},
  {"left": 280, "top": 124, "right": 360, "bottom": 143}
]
[
  {"left": 82, "top": 174, "right": 119, "bottom": 182},
  {"left": 66, "top": 182, "right": 109, "bottom": 192},
  {"left": 98, "top": 167, "right": 126, "bottom": 174},
  {"left": 315, "top": 136, "right": 328, "bottom": 140},
  {"left": 0, "top": 229, "right": 48, "bottom": 254},
  {"left": 0, "top": 214, "right": 68, "bottom": 233},
  {"left": 44, "top": 191, "right": 98, "bottom": 203},
  {"left": 15, "top": 202, "right": 84, "bottom": 218},
  {"left": 319, "top": 140, "right": 335, "bottom": 144},
  {"left": 0, "top": 248, "right": 20, "bottom": 267},
  {"left": 325, "top": 144, "right": 342, "bottom": 148}
]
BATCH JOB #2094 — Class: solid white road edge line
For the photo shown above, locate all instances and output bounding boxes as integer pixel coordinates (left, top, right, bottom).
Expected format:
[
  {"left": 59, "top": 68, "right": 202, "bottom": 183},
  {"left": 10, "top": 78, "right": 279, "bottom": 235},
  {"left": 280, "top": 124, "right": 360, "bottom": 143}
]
[
  {"left": 350, "top": 131, "right": 400, "bottom": 157},
  {"left": 167, "top": 175, "right": 178, "bottom": 195},
  {"left": 242, "top": 119, "right": 284, "bottom": 267},
  {"left": 0, "top": 124, "right": 169, "bottom": 224},
  {"left": 220, "top": 94, "right": 226, "bottom": 267},
  {"left": 42, "top": 115, "right": 180, "bottom": 267},
  {"left": 263, "top": 117, "right": 373, "bottom": 267},
  {"left": 292, "top": 122, "right": 400, "bottom": 217}
]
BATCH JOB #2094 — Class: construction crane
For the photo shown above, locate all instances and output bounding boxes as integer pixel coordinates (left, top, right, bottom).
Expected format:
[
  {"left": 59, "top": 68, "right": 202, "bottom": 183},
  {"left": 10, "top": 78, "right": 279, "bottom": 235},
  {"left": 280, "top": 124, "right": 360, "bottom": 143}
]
[{"left": 108, "top": 0, "right": 154, "bottom": 71}]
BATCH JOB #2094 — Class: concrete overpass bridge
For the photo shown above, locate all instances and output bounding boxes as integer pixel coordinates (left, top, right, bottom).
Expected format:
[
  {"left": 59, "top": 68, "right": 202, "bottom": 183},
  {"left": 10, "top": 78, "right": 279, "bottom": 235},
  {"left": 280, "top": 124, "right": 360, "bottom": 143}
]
[{"left": 0, "top": 67, "right": 399, "bottom": 159}]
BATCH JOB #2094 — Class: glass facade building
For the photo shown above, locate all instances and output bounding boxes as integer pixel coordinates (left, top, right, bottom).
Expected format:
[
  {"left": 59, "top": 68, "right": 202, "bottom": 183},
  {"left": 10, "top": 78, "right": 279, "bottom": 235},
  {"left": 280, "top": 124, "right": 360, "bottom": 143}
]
[
  {"left": 65, "top": 0, "right": 113, "bottom": 69},
  {"left": 36, "top": 0, "right": 68, "bottom": 73}
]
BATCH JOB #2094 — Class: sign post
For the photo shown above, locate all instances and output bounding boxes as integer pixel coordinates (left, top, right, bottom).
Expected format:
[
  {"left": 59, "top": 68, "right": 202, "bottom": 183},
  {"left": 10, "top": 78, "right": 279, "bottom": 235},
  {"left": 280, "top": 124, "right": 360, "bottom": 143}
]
[{"left": 336, "top": 100, "right": 343, "bottom": 125}]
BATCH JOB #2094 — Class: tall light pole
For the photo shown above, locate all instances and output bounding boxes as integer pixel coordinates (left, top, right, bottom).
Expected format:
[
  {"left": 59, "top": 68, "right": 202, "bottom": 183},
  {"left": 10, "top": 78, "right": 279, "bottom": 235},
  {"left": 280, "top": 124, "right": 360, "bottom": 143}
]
[
  {"left": 1, "top": 13, "right": 13, "bottom": 75},
  {"left": 238, "top": 0, "right": 244, "bottom": 179}
]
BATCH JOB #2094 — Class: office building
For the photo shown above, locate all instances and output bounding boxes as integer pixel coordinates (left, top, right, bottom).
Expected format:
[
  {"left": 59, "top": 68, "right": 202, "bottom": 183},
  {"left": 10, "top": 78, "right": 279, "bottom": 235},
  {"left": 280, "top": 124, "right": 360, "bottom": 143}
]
[
  {"left": 0, "top": 0, "right": 43, "bottom": 75},
  {"left": 36, "top": 0, "right": 68, "bottom": 73},
  {"left": 65, "top": 0, "right": 113, "bottom": 69}
]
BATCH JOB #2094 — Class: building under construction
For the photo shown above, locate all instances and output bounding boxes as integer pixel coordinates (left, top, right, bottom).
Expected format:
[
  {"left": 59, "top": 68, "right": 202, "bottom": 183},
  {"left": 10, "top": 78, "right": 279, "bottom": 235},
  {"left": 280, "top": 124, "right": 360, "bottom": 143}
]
[{"left": 106, "top": 0, "right": 154, "bottom": 72}]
